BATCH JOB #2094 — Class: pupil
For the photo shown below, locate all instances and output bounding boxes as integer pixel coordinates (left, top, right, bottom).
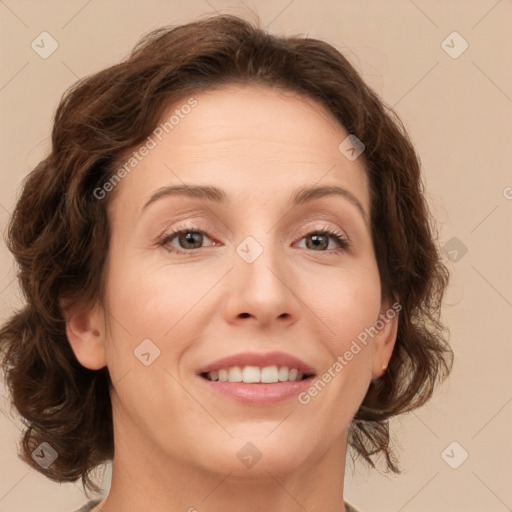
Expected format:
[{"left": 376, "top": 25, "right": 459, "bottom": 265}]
[
  {"left": 182, "top": 232, "right": 201, "bottom": 248},
  {"left": 309, "top": 234, "right": 327, "bottom": 250}
]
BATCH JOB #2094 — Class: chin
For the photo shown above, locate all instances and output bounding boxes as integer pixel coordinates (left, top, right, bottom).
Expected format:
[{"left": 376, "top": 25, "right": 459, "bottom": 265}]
[{"left": 192, "top": 433, "right": 315, "bottom": 478}]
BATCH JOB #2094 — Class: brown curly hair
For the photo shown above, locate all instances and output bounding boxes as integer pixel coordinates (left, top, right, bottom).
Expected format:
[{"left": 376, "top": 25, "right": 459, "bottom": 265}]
[{"left": 0, "top": 13, "right": 453, "bottom": 493}]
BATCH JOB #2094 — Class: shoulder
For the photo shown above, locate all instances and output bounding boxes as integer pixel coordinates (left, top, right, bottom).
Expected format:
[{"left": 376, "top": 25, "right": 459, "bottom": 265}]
[
  {"left": 74, "top": 499, "right": 360, "bottom": 512},
  {"left": 73, "top": 499, "right": 102, "bottom": 512}
]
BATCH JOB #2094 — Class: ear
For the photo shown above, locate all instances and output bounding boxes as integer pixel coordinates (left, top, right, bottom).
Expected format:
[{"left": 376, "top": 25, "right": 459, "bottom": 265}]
[
  {"left": 60, "top": 298, "right": 107, "bottom": 370},
  {"left": 370, "top": 295, "right": 401, "bottom": 380}
]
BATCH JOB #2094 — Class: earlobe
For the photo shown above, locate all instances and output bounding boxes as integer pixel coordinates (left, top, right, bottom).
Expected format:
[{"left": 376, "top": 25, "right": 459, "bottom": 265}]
[
  {"left": 371, "top": 296, "right": 400, "bottom": 380},
  {"left": 60, "top": 299, "right": 107, "bottom": 370}
]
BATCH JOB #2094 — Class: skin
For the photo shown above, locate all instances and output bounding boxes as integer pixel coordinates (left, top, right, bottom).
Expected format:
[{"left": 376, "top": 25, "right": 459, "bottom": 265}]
[{"left": 65, "top": 84, "right": 398, "bottom": 512}]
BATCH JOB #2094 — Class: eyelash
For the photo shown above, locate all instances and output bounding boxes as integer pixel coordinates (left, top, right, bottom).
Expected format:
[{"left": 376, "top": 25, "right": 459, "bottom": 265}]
[{"left": 158, "top": 223, "right": 350, "bottom": 255}]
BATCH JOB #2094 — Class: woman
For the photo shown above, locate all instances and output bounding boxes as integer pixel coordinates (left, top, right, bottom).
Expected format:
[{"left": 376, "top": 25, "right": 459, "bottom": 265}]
[{"left": 0, "top": 13, "right": 453, "bottom": 512}]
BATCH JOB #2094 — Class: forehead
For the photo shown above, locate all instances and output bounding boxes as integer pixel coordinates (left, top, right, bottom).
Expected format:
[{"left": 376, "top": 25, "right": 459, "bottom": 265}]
[{"left": 108, "top": 84, "right": 370, "bottom": 221}]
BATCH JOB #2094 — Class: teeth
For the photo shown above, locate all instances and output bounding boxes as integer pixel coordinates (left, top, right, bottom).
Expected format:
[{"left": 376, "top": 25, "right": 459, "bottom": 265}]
[
  {"left": 205, "top": 365, "right": 307, "bottom": 383},
  {"left": 278, "top": 366, "right": 289, "bottom": 381},
  {"left": 260, "top": 365, "right": 279, "bottom": 383},
  {"left": 228, "top": 367, "right": 243, "bottom": 382},
  {"left": 242, "top": 365, "right": 260, "bottom": 383}
]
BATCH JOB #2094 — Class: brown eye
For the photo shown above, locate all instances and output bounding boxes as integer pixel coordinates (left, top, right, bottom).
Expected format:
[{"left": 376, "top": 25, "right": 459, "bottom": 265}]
[
  {"left": 159, "top": 224, "right": 349, "bottom": 255},
  {"left": 296, "top": 228, "right": 350, "bottom": 254},
  {"left": 160, "top": 226, "right": 216, "bottom": 253},
  {"left": 175, "top": 231, "right": 204, "bottom": 250},
  {"left": 305, "top": 233, "right": 329, "bottom": 251}
]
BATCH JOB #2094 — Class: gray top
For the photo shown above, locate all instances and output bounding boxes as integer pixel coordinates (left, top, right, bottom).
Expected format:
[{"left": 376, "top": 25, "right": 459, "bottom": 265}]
[
  {"left": 73, "top": 499, "right": 102, "bottom": 512},
  {"left": 74, "top": 499, "right": 360, "bottom": 511}
]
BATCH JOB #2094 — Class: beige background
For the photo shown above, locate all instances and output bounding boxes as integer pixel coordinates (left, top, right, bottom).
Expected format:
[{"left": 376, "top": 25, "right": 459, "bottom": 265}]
[{"left": 1, "top": 1, "right": 511, "bottom": 511}]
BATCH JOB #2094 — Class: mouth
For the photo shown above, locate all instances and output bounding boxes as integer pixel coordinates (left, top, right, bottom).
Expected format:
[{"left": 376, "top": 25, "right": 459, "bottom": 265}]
[
  {"left": 199, "top": 365, "right": 315, "bottom": 383},
  {"left": 195, "top": 351, "right": 317, "bottom": 405}
]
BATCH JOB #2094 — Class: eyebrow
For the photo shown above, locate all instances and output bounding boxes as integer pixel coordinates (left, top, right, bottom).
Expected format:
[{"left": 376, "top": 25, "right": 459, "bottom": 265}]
[{"left": 141, "top": 184, "right": 369, "bottom": 226}]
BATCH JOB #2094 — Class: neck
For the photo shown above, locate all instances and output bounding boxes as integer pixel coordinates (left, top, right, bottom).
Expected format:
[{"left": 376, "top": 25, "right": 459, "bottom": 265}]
[{"left": 94, "top": 417, "right": 350, "bottom": 512}]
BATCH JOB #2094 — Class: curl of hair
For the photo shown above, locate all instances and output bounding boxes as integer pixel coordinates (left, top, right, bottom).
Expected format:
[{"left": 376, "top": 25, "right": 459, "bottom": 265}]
[{"left": 0, "top": 13, "right": 453, "bottom": 492}]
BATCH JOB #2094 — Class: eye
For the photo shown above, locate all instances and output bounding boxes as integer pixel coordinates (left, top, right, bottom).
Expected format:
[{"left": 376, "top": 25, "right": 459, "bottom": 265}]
[
  {"left": 294, "top": 226, "right": 350, "bottom": 254},
  {"left": 159, "top": 224, "right": 217, "bottom": 253},
  {"left": 158, "top": 224, "right": 350, "bottom": 254}
]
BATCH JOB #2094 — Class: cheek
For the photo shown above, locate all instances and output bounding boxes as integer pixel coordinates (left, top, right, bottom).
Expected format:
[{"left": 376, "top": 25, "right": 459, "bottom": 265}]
[
  {"left": 104, "top": 248, "right": 189, "bottom": 334},
  {"left": 304, "top": 259, "right": 382, "bottom": 348},
  {"left": 102, "top": 253, "right": 213, "bottom": 377},
  {"left": 319, "top": 263, "right": 382, "bottom": 401},
  {"left": 298, "top": 271, "right": 380, "bottom": 421},
  {"left": 101, "top": 261, "right": 195, "bottom": 418}
]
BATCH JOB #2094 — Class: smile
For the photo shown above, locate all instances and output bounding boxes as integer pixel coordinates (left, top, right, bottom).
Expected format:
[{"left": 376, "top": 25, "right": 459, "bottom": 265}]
[{"left": 201, "top": 365, "right": 311, "bottom": 383}]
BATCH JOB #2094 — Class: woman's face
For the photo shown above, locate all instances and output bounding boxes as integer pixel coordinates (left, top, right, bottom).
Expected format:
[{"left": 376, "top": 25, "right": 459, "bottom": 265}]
[{"left": 87, "top": 85, "right": 397, "bottom": 477}]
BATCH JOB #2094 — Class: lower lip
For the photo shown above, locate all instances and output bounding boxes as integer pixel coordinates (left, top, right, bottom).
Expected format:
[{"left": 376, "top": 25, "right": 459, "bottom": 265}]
[{"left": 197, "top": 375, "right": 315, "bottom": 405}]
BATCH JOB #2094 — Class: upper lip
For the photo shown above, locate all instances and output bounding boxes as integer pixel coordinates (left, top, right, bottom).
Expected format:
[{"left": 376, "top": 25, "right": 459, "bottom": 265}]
[{"left": 196, "top": 351, "right": 316, "bottom": 376}]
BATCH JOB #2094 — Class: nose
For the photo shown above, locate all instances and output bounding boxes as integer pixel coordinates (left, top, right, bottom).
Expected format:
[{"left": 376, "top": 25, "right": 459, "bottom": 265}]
[{"left": 222, "top": 231, "right": 300, "bottom": 328}]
